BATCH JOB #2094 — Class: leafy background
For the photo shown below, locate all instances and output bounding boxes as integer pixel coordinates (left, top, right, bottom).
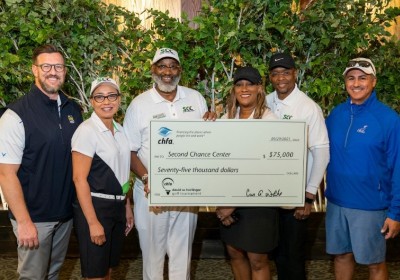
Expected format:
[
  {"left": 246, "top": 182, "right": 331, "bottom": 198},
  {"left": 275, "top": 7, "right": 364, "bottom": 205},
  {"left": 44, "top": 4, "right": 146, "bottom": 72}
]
[{"left": 1, "top": 0, "right": 399, "bottom": 117}]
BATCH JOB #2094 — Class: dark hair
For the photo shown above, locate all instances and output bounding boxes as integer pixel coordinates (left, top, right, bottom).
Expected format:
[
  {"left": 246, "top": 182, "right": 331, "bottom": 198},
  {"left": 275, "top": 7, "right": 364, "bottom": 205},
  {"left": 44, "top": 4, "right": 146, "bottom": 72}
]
[{"left": 32, "top": 44, "right": 64, "bottom": 64}]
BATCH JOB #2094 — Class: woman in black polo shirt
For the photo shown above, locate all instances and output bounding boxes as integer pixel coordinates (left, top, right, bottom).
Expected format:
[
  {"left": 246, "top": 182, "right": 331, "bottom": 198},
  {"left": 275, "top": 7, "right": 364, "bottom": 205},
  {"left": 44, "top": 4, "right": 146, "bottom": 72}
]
[
  {"left": 72, "top": 77, "right": 134, "bottom": 279},
  {"left": 216, "top": 67, "right": 279, "bottom": 280}
]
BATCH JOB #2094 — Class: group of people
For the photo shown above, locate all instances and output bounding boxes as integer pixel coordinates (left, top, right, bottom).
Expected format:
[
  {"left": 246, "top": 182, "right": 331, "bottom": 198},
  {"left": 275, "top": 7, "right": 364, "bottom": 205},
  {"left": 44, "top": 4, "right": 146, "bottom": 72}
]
[{"left": 0, "top": 43, "right": 398, "bottom": 280}]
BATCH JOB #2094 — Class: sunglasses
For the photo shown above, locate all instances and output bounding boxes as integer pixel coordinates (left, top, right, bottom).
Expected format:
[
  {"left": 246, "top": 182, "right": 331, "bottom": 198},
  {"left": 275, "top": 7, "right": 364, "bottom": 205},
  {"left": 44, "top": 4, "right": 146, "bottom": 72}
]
[{"left": 347, "top": 60, "right": 372, "bottom": 68}]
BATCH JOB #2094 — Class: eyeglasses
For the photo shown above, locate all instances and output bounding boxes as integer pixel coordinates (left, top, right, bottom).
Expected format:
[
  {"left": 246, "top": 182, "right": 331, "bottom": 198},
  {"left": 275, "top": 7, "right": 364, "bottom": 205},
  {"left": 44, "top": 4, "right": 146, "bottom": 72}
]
[
  {"left": 156, "top": 64, "right": 180, "bottom": 71},
  {"left": 347, "top": 60, "right": 372, "bottom": 68},
  {"left": 91, "top": 93, "right": 120, "bottom": 103},
  {"left": 34, "top": 64, "right": 65, "bottom": 72}
]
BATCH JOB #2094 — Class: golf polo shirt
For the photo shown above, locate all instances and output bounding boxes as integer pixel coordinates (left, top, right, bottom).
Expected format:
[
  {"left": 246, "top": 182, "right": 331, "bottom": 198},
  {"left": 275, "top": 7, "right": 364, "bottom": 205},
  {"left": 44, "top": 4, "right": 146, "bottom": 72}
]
[
  {"left": 124, "top": 85, "right": 208, "bottom": 171},
  {"left": 266, "top": 84, "right": 329, "bottom": 192},
  {"left": 0, "top": 85, "right": 83, "bottom": 222},
  {"left": 71, "top": 112, "right": 130, "bottom": 195}
]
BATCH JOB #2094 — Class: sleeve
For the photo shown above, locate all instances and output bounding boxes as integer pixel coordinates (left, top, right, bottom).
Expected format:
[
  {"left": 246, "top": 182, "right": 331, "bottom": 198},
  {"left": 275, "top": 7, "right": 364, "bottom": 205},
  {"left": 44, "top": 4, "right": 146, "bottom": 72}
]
[
  {"left": 387, "top": 117, "right": 400, "bottom": 221},
  {"left": 306, "top": 146, "right": 330, "bottom": 195},
  {"left": 123, "top": 100, "right": 143, "bottom": 152},
  {"left": 307, "top": 104, "right": 330, "bottom": 150},
  {"left": 0, "top": 109, "right": 25, "bottom": 164},
  {"left": 71, "top": 122, "right": 96, "bottom": 158}
]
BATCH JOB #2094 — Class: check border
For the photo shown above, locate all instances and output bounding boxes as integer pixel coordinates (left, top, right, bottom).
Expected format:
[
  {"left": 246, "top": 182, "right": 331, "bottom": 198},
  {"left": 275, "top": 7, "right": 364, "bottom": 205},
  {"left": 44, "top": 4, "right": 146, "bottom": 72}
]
[{"left": 149, "top": 119, "right": 308, "bottom": 206}]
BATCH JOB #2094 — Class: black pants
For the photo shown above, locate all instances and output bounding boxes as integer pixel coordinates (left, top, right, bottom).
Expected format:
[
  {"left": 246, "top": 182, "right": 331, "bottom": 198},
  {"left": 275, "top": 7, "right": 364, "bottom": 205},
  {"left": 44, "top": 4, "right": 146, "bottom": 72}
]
[{"left": 273, "top": 209, "right": 308, "bottom": 280}]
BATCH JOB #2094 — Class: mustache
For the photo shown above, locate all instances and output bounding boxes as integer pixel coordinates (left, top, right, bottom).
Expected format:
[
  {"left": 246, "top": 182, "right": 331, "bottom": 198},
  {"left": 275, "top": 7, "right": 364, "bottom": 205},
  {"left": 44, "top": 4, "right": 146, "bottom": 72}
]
[{"left": 45, "top": 74, "right": 60, "bottom": 79}]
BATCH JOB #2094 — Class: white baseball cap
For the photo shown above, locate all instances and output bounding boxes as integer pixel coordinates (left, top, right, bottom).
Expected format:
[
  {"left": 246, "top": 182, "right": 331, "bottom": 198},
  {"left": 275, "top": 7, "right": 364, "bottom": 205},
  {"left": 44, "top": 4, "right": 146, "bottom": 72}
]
[
  {"left": 343, "top": 58, "right": 376, "bottom": 76},
  {"left": 152, "top": 48, "right": 180, "bottom": 64},
  {"left": 90, "top": 77, "right": 120, "bottom": 96}
]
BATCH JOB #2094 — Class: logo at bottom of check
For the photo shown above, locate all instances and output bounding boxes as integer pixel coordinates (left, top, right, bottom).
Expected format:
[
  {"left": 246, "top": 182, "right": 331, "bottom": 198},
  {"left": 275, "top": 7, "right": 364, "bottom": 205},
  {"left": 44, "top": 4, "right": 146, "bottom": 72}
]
[{"left": 162, "top": 178, "right": 174, "bottom": 195}]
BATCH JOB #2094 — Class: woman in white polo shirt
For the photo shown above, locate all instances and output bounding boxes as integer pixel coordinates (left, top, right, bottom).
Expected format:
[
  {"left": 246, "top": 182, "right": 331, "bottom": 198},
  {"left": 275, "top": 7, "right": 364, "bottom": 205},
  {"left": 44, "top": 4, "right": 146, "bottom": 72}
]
[{"left": 71, "top": 77, "right": 134, "bottom": 280}]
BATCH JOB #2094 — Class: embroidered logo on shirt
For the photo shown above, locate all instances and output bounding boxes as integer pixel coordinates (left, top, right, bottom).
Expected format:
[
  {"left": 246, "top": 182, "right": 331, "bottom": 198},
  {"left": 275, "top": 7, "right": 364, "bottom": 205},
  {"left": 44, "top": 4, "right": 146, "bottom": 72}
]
[
  {"left": 67, "top": 115, "right": 75, "bottom": 124},
  {"left": 282, "top": 114, "right": 293, "bottom": 120},
  {"left": 182, "top": 106, "right": 195, "bottom": 113},
  {"left": 357, "top": 125, "right": 368, "bottom": 134},
  {"left": 153, "top": 113, "right": 167, "bottom": 119},
  {"left": 1, "top": 152, "right": 6, "bottom": 157}
]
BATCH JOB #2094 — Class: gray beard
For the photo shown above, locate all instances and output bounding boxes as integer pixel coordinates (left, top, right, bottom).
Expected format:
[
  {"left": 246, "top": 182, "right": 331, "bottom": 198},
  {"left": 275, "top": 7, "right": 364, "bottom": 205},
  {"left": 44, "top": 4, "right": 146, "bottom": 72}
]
[
  {"left": 152, "top": 73, "right": 180, "bottom": 93},
  {"left": 39, "top": 76, "right": 61, "bottom": 94}
]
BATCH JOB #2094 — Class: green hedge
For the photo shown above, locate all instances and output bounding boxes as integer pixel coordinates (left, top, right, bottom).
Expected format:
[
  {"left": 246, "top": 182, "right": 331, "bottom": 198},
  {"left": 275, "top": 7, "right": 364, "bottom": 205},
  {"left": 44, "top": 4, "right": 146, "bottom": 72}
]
[{"left": 1, "top": 0, "right": 399, "bottom": 115}]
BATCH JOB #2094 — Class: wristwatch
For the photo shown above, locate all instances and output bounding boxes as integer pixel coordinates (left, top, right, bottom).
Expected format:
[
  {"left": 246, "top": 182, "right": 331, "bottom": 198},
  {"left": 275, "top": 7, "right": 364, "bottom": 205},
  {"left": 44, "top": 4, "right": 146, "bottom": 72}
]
[
  {"left": 141, "top": 174, "right": 148, "bottom": 184},
  {"left": 305, "top": 197, "right": 314, "bottom": 204}
]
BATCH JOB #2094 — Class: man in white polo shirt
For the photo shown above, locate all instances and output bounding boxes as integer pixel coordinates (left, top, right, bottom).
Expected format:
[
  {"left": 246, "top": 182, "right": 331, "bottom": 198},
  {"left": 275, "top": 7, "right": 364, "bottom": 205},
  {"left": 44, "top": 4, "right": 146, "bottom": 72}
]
[
  {"left": 267, "top": 53, "right": 330, "bottom": 280},
  {"left": 123, "top": 47, "right": 215, "bottom": 280}
]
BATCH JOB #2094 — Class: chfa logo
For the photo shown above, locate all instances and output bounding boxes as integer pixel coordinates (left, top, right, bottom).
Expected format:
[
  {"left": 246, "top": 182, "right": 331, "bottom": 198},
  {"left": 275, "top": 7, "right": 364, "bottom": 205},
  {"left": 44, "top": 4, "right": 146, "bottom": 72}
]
[
  {"left": 158, "top": 127, "right": 172, "bottom": 137},
  {"left": 158, "top": 127, "right": 173, "bottom": 144},
  {"left": 162, "top": 178, "right": 174, "bottom": 195}
]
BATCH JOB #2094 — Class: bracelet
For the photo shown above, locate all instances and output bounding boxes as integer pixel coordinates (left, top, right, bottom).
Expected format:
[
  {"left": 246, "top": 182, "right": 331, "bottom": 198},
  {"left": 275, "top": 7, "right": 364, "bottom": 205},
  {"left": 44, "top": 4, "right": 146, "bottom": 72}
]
[
  {"left": 141, "top": 174, "right": 148, "bottom": 184},
  {"left": 305, "top": 197, "right": 314, "bottom": 204}
]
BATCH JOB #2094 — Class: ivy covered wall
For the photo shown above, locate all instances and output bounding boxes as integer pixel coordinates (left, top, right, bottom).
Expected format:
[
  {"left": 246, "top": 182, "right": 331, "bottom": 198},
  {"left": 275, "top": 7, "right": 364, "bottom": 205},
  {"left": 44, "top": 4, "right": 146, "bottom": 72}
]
[{"left": 0, "top": 0, "right": 399, "bottom": 115}]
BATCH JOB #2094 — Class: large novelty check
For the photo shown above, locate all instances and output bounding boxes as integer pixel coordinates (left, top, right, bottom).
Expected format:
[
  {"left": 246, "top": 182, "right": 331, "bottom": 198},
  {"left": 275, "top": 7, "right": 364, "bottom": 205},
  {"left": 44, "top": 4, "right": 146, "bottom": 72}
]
[{"left": 149, "top": 120, "right": 307, "bottom": 206}]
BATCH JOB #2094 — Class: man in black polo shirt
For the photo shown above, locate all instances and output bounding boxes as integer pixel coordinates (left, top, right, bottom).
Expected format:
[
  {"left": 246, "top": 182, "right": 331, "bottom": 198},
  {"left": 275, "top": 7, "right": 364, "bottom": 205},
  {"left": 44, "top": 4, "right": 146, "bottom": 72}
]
[{"left": 0, "top": 44, "right": 82, "bottom": 279}]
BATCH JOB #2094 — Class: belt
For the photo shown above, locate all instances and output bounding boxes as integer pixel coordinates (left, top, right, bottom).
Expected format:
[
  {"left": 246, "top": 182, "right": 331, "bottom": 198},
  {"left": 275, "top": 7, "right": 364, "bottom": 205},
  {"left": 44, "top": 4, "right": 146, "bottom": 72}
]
[{"left": 91, "top": 192, "right": 126, "bottom": 201}]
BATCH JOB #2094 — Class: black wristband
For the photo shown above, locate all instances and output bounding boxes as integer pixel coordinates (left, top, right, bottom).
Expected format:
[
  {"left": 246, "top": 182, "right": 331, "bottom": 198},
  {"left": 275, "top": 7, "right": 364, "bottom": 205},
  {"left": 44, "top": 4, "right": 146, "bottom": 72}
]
[{"left": 305, "top": 197, "right": 314, "bottom": 204}]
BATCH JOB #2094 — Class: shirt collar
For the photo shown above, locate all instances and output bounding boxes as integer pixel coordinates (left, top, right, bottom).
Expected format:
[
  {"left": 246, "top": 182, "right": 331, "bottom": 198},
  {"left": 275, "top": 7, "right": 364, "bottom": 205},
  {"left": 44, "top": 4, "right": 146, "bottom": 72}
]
[
  {"left": 150, "top": 84, "right": 186, "bottom": 103},
  {"left": 235, "top": 107, "right": 254, "bottom": 119},
  {"left": 31, "top": 84, "right": 68, "bottom": 107},
  {"left": 272, "top": 84, "right": 300, "bottom": 106},
  {"left": 90, "top": 111, "right": 119, "bottom": 133}
]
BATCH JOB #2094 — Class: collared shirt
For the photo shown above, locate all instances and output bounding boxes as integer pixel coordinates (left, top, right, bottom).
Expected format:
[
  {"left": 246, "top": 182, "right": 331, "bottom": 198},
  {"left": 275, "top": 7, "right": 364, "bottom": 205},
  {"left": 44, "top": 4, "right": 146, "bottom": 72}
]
[
  {"left": 72, "top": 112, "right": 131, "bottom": 194},
  {"left": 0, "top": 96, "right": 62, "bottom": 164},
  {"left": 124, "top": 85, "right": 208, "bottom": 172},
  {"left": 267, "top": 85, "right": 329, "bottom": 194},
  {"left": 0, "top": 84, "right": 82, "bottom": 222},
  {"left": 266, "top": 85, "right": 329, "bottom": 150}
]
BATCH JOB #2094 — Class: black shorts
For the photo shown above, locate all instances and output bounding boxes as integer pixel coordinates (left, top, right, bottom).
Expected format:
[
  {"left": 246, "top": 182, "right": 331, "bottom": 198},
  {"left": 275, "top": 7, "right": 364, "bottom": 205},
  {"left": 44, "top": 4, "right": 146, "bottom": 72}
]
[{"left": 73, "top": 197, "right": 126, "bottom": 278}]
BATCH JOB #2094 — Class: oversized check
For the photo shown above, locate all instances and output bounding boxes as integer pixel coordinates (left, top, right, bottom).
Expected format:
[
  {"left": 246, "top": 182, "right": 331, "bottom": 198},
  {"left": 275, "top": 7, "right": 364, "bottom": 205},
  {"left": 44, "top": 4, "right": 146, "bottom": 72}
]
[{"left": 149, "top": 120, "right": 307, "bottom": 206}]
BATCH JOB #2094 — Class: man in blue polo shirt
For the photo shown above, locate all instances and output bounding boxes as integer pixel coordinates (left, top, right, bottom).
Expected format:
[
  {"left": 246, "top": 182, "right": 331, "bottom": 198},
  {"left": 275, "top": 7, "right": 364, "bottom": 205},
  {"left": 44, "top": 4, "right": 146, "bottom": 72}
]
[{"left": 0, "top": 44, "right": 82, "bottom": 279}]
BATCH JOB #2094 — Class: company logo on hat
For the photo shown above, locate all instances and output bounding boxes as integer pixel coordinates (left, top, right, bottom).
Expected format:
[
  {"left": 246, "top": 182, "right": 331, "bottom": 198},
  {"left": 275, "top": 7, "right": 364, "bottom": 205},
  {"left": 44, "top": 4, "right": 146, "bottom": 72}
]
[
  {"left": 269, "top": 53, "right": 295, "bottom": 70},
  {"left": 160, "top": 48, "right": 175, "bottom": 55},
  {"left": 90, "top": 77, "right": 120, "bottom": 96},
  {"left": 152, "top": 48, "right": 180, "bottom": 64}
]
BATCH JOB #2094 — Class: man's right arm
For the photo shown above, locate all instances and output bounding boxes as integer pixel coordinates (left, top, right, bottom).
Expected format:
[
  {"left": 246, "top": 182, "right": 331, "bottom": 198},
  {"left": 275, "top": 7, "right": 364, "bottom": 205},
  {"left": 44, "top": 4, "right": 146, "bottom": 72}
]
[
  {"left": 0, "top": 163, "right": 38, "bottom": 249},
  {"left": 130, "top": 151, "right": 150, "bottom": 195}
]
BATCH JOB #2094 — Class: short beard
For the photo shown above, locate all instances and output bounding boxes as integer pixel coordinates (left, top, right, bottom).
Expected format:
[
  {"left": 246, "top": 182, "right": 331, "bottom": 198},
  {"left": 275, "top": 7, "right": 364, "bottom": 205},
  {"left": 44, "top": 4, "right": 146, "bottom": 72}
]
[
  {"left": 39, "top": 76, "right": 62, "bottom": 95},
  {"left": 152, "top": 73, "right": 180, "bottom": 93}
]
